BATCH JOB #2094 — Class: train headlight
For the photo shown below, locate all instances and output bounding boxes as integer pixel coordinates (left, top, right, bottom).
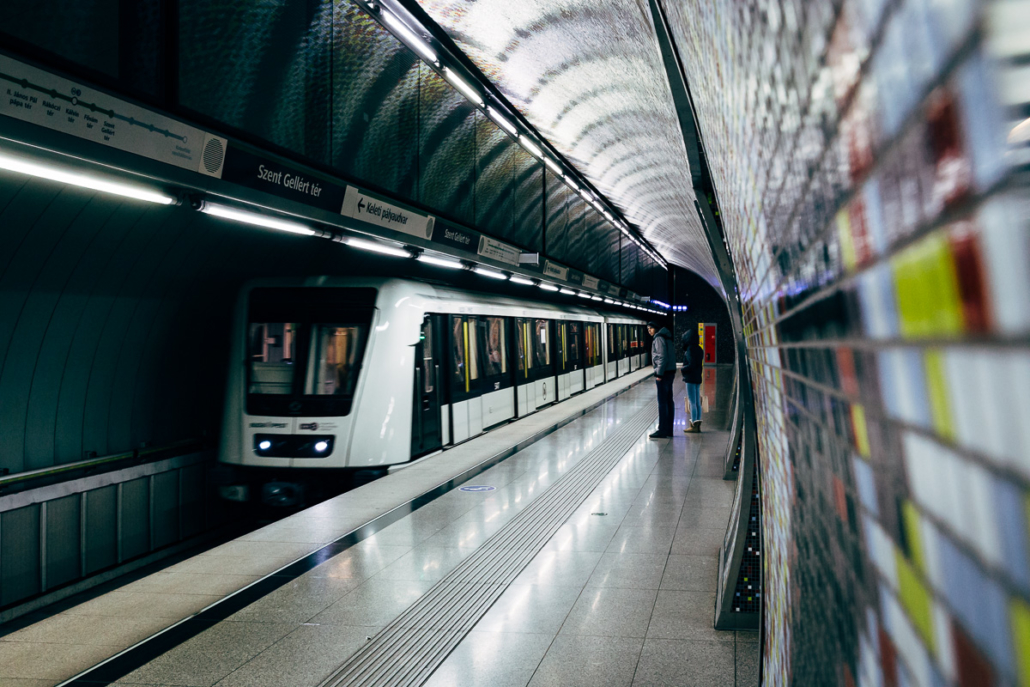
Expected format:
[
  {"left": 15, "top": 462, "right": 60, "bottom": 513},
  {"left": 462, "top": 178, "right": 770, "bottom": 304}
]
[
  {"left": 314, "top": 441, "right": 329, "bottom": 452},
  {"left": 258, "top": 440, "right": 272, "bottom": 451}
]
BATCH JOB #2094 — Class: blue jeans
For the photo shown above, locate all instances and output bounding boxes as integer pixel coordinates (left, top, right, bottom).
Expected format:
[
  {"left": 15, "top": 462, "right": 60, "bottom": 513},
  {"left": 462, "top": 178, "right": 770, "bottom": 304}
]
[
  {"left": 686, "top": 383, "right": 702, "bottom": 423},
  {"left": 655, "top": 376, "right": 674, "bottom": 435}
]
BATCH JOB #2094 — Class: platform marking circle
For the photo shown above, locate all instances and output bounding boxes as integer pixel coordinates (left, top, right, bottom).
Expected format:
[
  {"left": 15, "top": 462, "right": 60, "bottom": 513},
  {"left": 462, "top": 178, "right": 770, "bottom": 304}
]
[{"left": 459, "top": 485, "right": 496, "bottom": 492}]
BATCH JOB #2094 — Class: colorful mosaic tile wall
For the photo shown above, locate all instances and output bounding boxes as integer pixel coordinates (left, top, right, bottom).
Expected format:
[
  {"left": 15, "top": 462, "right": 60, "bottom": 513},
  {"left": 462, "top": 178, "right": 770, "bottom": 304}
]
[{"left": 668, "top": 0, "right": 1030, "bottom": 685}]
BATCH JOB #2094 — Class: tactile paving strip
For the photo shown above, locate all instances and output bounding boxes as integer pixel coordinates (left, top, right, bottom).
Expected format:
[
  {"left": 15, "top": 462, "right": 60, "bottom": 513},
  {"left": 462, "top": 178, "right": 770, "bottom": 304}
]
[{"left": 319, "top": 400, "right": 659, "bottom": 687}]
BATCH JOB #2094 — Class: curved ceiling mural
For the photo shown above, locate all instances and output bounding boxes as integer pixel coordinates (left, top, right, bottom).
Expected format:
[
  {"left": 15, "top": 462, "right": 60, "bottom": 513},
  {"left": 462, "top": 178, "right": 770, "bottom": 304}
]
[{"left": 415, "top": 0, "right": 720, "bottom": 284}]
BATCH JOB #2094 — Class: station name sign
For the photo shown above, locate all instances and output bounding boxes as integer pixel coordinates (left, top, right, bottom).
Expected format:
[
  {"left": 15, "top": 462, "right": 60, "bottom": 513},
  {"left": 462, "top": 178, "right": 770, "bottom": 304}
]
[{"left": 220, "top": 146, "right": 346, "bottom": 213}]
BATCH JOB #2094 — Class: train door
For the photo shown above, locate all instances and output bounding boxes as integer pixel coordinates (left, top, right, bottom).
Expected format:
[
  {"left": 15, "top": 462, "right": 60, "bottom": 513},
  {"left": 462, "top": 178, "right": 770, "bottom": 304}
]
[
  {"left": 447, "top": 314, "right": 487, "bottom": 443},
  {"left": 515, "top": 318, "right": 533, "bottom": 416},
  {"left": 567, "top": 321, "right": 585, "bottom": 395},
  {"left": 557, "top": 321, "right": 571, "bottom": 401},
  {"left": 628, "top": 326, "right": 639, "bottom": 371},
  {"left": 411, "top": 315, "right": 444, "bottom": 457},
  {"left": 533, "top": 318, "right": 557, "bottom": 406},
  {"left": 616, "top": 324, "right": 626, "bottom": 377},
  {"left": 478, "top": 316, "right": 515, "bottom": 428},
  {"left": 585, "top": 323, "right": 603, "bottom": 389},
  {"left": 606, "top": 323, "right": 617, "bottom": 381}
]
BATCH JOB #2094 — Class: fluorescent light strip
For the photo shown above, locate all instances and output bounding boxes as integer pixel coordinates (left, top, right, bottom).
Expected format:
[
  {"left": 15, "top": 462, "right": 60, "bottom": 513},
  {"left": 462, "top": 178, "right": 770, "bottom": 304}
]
[
  {"left": 591, "top": 295, "right": 602, "bottom": 301},
  {"left": 474, "top": 267, "right": 507, "bottom": 280},
  {"left": 347, "top": 237, "right": 411, "bottom": 258},
  {"left": 577, "top": 292, "right": 592, "bottom": 299},
  {"left": 565, "top": 178, "right": 579, "bottom": 192},
  {"left": 202, "top": 202, "right": 316, "bottom": 236},
  {"left": 382, "top": 11, "right": 438, "bottom": 64},
  {"left": 543, "top": 158, "right": 563, "bottom": 176},
  {"left": 486, "top": 107, "right": 518, "bottom": 137},
  {"left": 0, "top": 151, "right": 175, "bottom": 205},
  {"left": 509, "top": 276, "right": 535, "bottom": 286},
  {"left": 443, "top": 68, "right": 484, "bottom": 107},
  {"left": 559, "top": 287, "right": 576, "bottom": 295},
  {"left": 418, "top": 254, "right": 463, "bottom": 269},
  {"left": 519, "top": 137, "right": 542, "bottom": 158},
  {"left": 603, "top": 298, "right": 614, "bottom": 304},
  {"left": 539, "top": 283, "right": 559, "bottom": 292}
]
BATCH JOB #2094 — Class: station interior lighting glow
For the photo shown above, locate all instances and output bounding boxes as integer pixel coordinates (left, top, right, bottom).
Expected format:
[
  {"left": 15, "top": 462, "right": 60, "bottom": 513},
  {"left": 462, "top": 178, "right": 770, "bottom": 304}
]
[
  {"left": 444, "top": 68, "right": 484, "bottom": 106},
  {"left": 519, "top": 137, "right": 542, "bottom": 158},
  {"left": 559, "top": 287, "right": 576, "bottom": 295},
  {"left": 0, "top": 150, "right": 176, "bottom": 205},
  {"left": 201, "top": 202, "right": 317, "bottom": 236},
  {"left": 314, "top": 441, "right": 329, "bottom": 452},
  {"left": 486, "top": 107, "right": 518, "bottom": 137},
  {"left": 577, "top": 292, "right": 592, "bottom": 299},
  {"left": 346, "top": 237, "right": 412, "bottom": 257},
  {"left": 509, "top": 276, "right": 535, "bottom": 286},
  {"left": 381, "top": 11, "right": 438, "bottom": 64},
  {"left": 474, "top": 267, "right": 508, "bottom": 279},
  {"left": 418, "top": 254, "right": 463, "bottom": 269},
  {"left": 539, "top": 283, "right": 559, "bottom": 292},
  {"left": 543, "top": 158, "right": 563, "bottom": 176}
]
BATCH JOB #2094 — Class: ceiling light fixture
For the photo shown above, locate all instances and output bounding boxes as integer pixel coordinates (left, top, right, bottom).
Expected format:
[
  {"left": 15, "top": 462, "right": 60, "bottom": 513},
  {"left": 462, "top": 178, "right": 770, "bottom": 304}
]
[
  {"left": 543, "top": 158, "right": 563, "bottom": 176},
  {"left": 486, "top": 106, "right": 518, "bottom": 137},
  {"left": 519, "top": 137, "right": 542, "bottom": 158},
  {"left": 382, "top": 11, "right": 438, "bottom": 64},
  {"left": 346, "top": 237, "right": 412, "bottom": 257},
  {"left": 559, "top": 287, "right": 576, "bottom": 295},
  {"left": 509, "top": 276, "right": 535, "bottom": 286},
  {"left": 418, "top": 254, "right": 463, "bottom": 269},
  {"left": 201, "top": 202, "right": 316, "bottom": 236},
  {"left": 474, "top": 267, "right": 508, "bottom": 280},
  {"left": 539, "top": 283, "right": 559, "bottom": 292},
  {"left": 0, "top": 150, "right": 176, "bottom": 205},
  {"left": 443, "top": 68, "right": 484, "bottom": 107}
]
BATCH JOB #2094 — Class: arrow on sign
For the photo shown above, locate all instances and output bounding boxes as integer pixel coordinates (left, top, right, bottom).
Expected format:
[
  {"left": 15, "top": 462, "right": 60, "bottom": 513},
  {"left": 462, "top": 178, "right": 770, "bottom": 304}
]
[{"left": 357, "top": 198, "right": 366, "bottom": 213}]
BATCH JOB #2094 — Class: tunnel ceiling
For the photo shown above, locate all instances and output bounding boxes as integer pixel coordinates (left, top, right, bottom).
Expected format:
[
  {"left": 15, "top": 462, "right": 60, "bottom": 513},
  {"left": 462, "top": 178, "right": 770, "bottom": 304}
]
[{"left": 415, "top": 0, "right": 720, "bottom": 284}]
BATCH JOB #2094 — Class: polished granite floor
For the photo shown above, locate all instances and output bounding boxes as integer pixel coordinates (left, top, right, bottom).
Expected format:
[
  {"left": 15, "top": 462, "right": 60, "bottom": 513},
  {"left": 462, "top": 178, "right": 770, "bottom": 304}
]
[{"left": 16, "top": 367, "right": 758, "bottom": 687}]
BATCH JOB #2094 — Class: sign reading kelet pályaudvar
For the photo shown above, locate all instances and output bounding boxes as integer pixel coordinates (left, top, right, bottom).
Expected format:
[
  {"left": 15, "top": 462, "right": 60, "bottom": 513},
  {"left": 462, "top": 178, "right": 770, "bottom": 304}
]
[
  {"left": 341, "top": 186, "right": 435, "bottom": 240},
  {"left": 0, "top": 54, "right": 227, "bottom": 177}
]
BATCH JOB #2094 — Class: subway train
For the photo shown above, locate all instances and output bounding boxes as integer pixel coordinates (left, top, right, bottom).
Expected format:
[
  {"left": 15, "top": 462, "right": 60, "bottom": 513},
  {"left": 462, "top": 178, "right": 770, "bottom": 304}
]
[{"left": 217, "top": 277, "right": 651, "bottom": 506}]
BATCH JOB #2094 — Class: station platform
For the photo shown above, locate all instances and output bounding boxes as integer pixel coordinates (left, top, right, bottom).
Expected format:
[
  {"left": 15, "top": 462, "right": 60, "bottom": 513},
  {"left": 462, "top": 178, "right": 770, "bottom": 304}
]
[{"left": 1, "top": 365, "right": 757, "bottom": 686}]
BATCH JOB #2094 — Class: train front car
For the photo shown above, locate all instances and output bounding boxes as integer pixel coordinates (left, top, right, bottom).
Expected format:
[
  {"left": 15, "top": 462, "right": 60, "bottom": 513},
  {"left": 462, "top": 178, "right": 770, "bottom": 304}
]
[{"left": 217, "top": 278, "right": 427, "bottom": 507}]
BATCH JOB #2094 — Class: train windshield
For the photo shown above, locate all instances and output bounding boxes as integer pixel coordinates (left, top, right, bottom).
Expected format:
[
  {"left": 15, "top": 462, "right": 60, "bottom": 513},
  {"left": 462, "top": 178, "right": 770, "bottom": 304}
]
[{"left": 246, "top": 287, "right": 377, "bottom": 416}]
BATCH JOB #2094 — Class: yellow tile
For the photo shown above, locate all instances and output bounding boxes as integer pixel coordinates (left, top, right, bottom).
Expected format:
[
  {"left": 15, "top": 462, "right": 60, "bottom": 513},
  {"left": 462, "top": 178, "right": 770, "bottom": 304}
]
[
  {"left": 1011, "top": 596, "right": 1030, "bottom": 687},
  {"left": 892, "top": 234, "right": 963, "bottom": 338},
  {"left": 838, "top": 209, "right": 857, "bottom": 272},
  {"left": 851, "top": 403, "right": 871, "bottom": 458},
  {"left": 923, "top": 349, "right": 955, "bottom": 442},
  {"left": 895, "top": 550, "right": 935, "bottom": 651},
  {"left": 902, "top": 500, "right": 927, "bottom": 574}
]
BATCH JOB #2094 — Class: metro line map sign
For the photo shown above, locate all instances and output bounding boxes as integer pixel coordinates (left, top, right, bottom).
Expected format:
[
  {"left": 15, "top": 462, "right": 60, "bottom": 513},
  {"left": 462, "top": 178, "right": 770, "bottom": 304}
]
[{"left": 0, "top": 54, "right": 226, "bottom": 178}]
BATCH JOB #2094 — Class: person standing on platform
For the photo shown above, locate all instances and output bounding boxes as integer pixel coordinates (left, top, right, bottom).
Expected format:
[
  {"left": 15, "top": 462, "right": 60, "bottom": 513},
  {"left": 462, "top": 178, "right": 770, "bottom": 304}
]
[
  {"left": 647, "top": 321, "right": 676, "bottom": 439},
  {"left": 682, "top": 326, "right": 704, "bottom": 433}
]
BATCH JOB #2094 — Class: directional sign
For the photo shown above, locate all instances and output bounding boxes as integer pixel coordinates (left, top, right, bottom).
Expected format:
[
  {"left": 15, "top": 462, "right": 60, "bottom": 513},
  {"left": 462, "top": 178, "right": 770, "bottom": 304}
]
[
  {"left": 459, "top": 485, "right": 496, "bottom": 492},
  {"left": 341, "top": 185, "right": 434, "bottom": 240}
]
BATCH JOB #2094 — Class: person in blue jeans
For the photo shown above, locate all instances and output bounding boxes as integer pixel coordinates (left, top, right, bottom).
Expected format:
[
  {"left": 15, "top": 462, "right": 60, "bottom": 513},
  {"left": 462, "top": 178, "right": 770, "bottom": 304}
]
[
  {"left": 647, "top": 322, "right": 676, "bottom": 439},
  {"left": 682, "top": 327, "right": 704, "bottom": 433}
]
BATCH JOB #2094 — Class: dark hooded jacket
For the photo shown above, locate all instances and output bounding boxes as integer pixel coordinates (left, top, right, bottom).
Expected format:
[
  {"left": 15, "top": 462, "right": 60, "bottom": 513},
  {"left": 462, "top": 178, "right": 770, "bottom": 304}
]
[
  {"left": 651, "top": 327, "right": 676, "bottom": 376},
  {"left": 681, "top": 328, "right": 704, "bottom": 384}
]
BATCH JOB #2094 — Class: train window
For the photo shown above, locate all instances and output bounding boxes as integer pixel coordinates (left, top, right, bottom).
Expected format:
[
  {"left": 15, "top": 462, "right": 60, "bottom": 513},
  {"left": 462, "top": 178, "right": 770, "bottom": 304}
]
[
  {"left": 533, "top": 319, "right": 550, "bottom": 368},
  {"left": 305, "top": 325, "right": 368, "bottom": 396},
  {"left": 451, "top": 316, "right": 466, "bottom": 392},
  {"left": 422, "top": 318, "right": 434, "bottom": 393},
  {"left": 516, "top": 320, "right": 530, "bottom": 377},
  {"left": 568, "top": 322, "right": 581, "bottom": 364},
  {"left": 248, "top": 323, "right": 297, "bottom": 394},
  {"left": 484, "top": 317, "right": 507, "bottom": 376},
  {"left": 468, "top": 319, "right": 481, "bottom": 382}
]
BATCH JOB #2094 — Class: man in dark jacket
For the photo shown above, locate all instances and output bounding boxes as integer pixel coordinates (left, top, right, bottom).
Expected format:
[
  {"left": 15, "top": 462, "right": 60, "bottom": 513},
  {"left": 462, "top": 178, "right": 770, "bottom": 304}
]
[
  {"left": 647, "top": 322, "right": 676, "bottom": 439},
  {"left": 682, "top": 327, "right": 704, "bottom": 433}
]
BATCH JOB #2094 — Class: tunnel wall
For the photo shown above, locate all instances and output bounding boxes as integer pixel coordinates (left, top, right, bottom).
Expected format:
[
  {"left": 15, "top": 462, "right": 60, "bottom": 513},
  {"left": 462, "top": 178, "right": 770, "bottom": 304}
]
[
  {"left": 671, "top": 1, "right": 1030, "bottom": 685},
  {"left": 0, "top": 0, "right": 667, "bottom": 302}
]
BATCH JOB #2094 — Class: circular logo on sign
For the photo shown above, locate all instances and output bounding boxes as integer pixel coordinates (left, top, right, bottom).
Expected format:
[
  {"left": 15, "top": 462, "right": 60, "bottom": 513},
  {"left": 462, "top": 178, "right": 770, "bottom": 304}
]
[
  {"left": 289, "top": 401, "right": 303, "bottom": 413},
  {"left": 459, "top": 485, "right": 496, "bottom": 492}
]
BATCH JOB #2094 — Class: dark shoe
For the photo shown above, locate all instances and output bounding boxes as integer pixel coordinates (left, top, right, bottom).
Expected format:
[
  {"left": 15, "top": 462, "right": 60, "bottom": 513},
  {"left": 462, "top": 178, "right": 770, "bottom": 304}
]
[
  {"left": 694, "top": 421, "right": 702, "bottom": 433},
  {"left": 649, "top": 431, "right": 671, "bottom": 440}
]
